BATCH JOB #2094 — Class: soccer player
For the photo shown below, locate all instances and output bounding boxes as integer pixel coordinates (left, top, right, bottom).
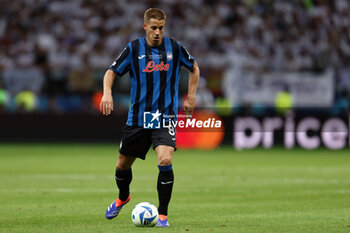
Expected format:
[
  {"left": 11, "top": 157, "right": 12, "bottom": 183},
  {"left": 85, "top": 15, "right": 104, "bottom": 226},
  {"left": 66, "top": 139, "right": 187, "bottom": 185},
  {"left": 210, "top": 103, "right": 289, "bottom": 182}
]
[{"left": 100, "top": 8, "right": 199, "bottom": 227}]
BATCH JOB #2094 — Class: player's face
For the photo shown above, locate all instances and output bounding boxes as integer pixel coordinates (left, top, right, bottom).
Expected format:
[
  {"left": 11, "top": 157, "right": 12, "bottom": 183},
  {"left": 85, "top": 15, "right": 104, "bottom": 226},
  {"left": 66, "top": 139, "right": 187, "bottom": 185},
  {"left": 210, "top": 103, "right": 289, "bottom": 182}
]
[{"left": 144, "top": 18, "right": 165, "bottom": 47}]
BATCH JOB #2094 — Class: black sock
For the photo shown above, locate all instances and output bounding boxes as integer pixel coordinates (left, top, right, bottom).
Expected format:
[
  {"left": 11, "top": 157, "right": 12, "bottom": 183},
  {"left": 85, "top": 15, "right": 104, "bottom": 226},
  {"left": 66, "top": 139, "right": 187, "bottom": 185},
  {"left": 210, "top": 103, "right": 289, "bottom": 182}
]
[
  {"left": 115, "top": 168, "right": 132, "bottom": 201},
  {"left": 157, "top": 165, "right": 174, "bottom": 216}
]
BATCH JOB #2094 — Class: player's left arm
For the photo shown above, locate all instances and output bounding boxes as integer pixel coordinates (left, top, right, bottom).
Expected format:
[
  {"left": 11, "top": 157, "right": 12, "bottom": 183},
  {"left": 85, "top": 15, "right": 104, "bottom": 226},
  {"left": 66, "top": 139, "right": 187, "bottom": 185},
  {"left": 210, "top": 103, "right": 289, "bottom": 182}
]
[{"left": 183, "top": 61, "right": 200, "bottom": 117}]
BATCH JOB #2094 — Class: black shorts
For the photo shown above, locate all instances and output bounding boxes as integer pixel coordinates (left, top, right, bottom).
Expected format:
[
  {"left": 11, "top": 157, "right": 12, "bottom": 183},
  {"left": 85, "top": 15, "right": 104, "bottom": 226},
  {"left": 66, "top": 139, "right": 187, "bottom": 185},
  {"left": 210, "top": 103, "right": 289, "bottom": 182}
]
[{"left": 119, "top": 125, "right": 176, "bottom": 160}]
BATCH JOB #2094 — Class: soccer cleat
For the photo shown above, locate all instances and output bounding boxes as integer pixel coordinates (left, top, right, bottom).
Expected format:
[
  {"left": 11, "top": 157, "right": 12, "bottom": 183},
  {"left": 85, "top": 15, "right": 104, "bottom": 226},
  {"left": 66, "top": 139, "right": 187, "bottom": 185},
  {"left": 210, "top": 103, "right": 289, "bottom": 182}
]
[
  {"left": 157, "top": 214, "right": 170, "bottom": 227},
  {"left": 105, "top": 194, "right": 131, "bottom": 219}
]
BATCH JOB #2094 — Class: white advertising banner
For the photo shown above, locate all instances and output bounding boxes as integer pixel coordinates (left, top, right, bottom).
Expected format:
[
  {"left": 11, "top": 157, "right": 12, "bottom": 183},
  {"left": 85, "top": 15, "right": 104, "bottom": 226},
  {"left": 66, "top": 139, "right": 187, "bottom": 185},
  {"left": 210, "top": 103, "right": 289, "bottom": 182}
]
[
  {"left": 223, "top": 69, "right": 334, "bottom": 107},
  {"left": 232, "top": 114, "right": 350, "bottom": 150}
]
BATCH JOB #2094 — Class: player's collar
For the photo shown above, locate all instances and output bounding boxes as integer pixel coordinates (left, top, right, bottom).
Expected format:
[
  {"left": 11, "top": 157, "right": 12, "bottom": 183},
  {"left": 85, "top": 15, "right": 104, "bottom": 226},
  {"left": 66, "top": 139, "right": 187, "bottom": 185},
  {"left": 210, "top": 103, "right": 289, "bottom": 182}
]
[{"left": 144, "top": 37, "right": 165, "bottom": 49}]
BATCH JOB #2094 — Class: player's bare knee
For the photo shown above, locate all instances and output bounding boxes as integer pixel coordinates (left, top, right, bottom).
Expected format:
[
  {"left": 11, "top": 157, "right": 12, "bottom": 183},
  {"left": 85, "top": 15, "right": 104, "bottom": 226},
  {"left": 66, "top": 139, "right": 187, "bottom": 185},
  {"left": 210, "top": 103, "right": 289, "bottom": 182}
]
[
  {"left": 158, "top": 157, "right": 172, "bottom": 166},
  {"left": 116, "top": 163, "right": 130, "bottom": 170},
  {"left": 117, "top": 153, "right": 134, "bottom": 170}
]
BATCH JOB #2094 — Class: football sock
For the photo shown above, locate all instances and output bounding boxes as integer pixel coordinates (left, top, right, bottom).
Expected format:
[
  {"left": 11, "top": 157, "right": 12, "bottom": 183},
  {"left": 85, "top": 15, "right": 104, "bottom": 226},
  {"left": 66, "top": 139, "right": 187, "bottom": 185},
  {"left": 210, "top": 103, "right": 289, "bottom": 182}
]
[
  {"left": 115, "top": 168, "right": 132, "bottom": 202},
  {"left": 157, "top": 164, "right": 174, "bottom": 216}
]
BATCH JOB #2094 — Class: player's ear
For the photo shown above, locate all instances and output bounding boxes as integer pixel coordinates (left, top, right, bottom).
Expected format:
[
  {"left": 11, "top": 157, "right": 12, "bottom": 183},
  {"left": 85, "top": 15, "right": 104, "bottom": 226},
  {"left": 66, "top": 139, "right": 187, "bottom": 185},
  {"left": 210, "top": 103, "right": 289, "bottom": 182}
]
[{"left": 143, "top": 23, "right": 147, "bottom": 30}]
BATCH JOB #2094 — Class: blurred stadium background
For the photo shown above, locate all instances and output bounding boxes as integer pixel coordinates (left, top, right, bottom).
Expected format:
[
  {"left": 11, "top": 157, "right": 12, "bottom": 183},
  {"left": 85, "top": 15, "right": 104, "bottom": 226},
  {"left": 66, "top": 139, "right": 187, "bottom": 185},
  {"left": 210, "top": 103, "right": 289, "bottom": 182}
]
[
  {"left": 1, "top": 1, "right": 350, "bottom": 232},
  {"left": 0, "top": 0, "right": 349, "bottom": 148}
]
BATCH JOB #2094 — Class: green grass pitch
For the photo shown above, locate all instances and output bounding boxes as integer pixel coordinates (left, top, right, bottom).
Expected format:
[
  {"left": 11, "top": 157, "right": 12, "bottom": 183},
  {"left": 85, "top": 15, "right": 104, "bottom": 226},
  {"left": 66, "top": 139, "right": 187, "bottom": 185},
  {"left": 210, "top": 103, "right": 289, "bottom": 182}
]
[{"left": 0, "top": 144, "right": 349, "bottom": 233}]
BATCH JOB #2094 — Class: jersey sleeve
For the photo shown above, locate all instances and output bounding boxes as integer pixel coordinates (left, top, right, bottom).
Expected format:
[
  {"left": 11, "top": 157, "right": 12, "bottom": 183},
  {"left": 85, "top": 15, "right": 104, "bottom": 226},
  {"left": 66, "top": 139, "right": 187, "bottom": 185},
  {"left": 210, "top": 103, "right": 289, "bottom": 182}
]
[
  {"left": 179, "top": 43, "right": 195, "bottom": 72},
  {"left": 109, "top": 43, "right": 132, "bottom": 76}
]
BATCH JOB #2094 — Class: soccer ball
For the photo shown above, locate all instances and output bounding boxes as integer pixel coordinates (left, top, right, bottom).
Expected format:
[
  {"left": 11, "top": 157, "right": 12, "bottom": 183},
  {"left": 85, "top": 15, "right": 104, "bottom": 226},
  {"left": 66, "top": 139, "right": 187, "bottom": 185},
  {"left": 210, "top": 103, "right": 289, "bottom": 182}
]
[{"left": 131, "top": 202, "right": 159, "bottom": 227}]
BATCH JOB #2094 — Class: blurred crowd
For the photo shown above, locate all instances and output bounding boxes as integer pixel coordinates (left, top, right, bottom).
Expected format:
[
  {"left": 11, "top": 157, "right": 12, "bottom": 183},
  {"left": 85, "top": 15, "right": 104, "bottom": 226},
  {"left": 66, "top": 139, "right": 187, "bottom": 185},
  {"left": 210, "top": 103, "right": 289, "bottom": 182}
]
[{"left": 0, "top": 0, "right": 349, "bottom": 114}]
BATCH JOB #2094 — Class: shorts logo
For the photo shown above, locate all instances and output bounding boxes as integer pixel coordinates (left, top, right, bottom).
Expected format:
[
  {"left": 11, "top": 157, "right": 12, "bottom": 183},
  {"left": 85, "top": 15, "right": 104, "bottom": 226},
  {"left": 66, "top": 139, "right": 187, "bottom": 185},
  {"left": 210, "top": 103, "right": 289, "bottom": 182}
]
[{"left": 143, "top": 110, "right": 161, "bottom": 129}]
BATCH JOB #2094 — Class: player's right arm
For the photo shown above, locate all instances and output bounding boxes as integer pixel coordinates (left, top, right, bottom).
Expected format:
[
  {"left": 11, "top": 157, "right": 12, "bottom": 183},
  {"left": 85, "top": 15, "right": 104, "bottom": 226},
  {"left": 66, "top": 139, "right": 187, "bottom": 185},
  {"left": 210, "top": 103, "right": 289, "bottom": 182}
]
[
  {"left": 100, "top": 44, "right": 132, "bottom": 115},
  {"left": 100, "top": 69, "right": 116, "bottom": 115}
]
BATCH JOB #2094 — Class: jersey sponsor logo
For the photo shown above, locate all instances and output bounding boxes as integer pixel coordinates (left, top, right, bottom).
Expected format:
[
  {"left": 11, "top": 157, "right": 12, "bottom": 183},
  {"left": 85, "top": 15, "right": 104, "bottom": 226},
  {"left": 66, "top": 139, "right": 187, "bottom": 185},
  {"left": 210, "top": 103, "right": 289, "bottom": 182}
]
[{"left": 142, "top": 61, "right": 169, "bottom": 73}]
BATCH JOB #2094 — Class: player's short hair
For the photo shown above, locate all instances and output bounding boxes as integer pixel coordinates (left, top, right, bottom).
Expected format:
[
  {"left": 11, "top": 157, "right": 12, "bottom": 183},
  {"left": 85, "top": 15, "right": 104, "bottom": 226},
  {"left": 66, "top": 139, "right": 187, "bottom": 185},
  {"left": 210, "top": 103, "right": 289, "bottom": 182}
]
[{"left": 144, "top": 8, "right": 166, "bottom": 23}]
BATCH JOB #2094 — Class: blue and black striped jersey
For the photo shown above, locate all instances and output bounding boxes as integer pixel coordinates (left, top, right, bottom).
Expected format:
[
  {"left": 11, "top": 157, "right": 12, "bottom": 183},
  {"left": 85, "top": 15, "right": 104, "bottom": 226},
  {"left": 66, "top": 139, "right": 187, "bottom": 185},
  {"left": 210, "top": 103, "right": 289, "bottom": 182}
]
[{"left": 109, "top": 37, "right": 195, "bottom": 127}]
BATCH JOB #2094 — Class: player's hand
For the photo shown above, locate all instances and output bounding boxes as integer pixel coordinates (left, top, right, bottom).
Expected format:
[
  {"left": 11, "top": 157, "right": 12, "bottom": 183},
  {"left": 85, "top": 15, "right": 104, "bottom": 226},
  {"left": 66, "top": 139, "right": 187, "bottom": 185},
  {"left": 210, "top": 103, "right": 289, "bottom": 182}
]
[
  {"left": 183, "top": 95, "right": 196, "bottom": 118},
  {"left": 100, "top": 94, "right": 114, "bottom": 115}
]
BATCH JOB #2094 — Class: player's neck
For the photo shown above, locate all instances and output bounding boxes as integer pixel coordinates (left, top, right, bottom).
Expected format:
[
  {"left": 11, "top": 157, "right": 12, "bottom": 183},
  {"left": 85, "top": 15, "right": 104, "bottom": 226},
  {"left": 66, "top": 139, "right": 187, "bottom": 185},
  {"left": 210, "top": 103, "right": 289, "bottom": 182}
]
[{"left": 145, "top": 37, "right": 163, "bottom": 47}]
